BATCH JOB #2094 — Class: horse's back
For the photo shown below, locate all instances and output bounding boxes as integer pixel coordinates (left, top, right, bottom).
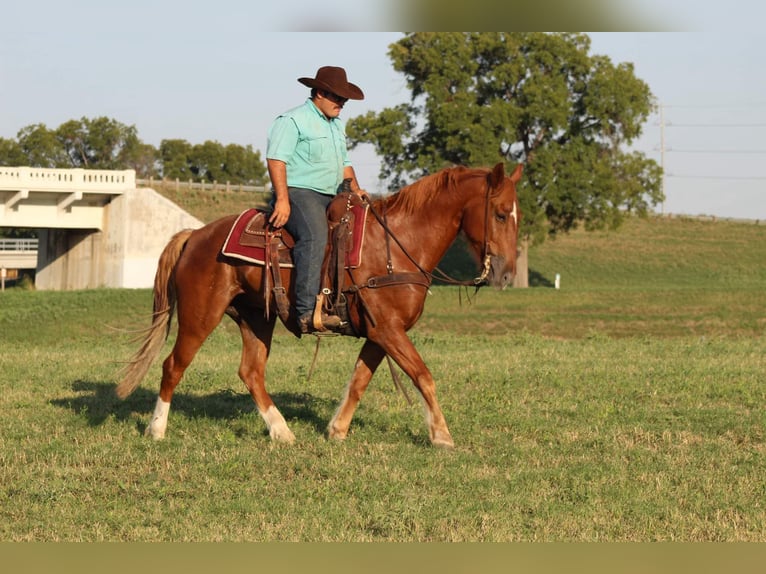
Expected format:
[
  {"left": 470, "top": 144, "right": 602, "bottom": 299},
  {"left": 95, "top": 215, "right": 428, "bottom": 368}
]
[{"left": 174, "top": 213, "right": 248, "bottom": 283}]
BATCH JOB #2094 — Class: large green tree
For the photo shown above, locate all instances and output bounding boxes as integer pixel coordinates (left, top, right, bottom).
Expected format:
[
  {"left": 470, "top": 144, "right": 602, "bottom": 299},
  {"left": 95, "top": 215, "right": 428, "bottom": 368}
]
[
  {"left": 15, "top": 123, "right": 69, "bottom": 167},
  {"left": 159, "top": 139, "right": 267, "bottom": 185},
  {"left": 0, "top": 137, "right": 28, "bottom": 166},
  {"left": 159, "top": 138, "right": 194, "bottom": 180},
  {"left": 56, "top": 116, "right": 143, "bottom": 169},
  {"left": 347, "top": 32, "right": 662, "bottom": 283},
  {"left": 4, "top": 117, "right": 157, "bottom": 174}
]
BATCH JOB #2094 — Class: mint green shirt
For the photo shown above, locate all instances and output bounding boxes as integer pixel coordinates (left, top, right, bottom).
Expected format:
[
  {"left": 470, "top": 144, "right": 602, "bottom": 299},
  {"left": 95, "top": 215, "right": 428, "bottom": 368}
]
[{"left": 266, "top": 99, "right": 352, "bottom": 196}]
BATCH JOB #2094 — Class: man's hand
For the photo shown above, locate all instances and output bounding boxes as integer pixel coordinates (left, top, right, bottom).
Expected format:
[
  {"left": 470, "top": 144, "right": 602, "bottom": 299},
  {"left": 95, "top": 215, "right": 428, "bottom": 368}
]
[
  {"left": 269, "top": 196, "right": 290, "bottom": 228},
  {"left": 355, "top": 188, "right": 370, "bottom": 203}
]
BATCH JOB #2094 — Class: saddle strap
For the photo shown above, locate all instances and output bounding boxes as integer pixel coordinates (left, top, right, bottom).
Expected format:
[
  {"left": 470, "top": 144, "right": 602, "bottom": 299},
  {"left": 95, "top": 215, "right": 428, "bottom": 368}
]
[
  {"left": 363, "top": 272, "right": 432, "bottom": 290},
  {"left": 271, "top": 241, "right": 291, "bottom": 323},
  {"left": 263, "top": 236, "right": 273, "bottom": 321},
  {"left": 334, "top": 215, "right": 351, "bottom": 308},
  {"left": 344, "top": 271, "right": 432, "bottom": 330},
  {"left": 266, "top": 231, "right": 291, "bottom": 322}
]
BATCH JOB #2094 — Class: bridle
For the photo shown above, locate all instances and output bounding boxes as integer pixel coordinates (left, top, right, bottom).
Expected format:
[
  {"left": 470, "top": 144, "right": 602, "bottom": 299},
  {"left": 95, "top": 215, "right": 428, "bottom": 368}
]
[
  {"left": 473, "top": 185, "right": 519, "bottom": 285},
  {"left": 361, "top": 174, "right": 506, "bottom": 288}
]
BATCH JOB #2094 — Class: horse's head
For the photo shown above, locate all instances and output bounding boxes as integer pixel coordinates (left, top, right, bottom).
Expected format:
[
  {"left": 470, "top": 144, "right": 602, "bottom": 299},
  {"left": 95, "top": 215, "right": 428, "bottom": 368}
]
[{"left": 462, "top": 162, "right": 523, "bottom": 289}]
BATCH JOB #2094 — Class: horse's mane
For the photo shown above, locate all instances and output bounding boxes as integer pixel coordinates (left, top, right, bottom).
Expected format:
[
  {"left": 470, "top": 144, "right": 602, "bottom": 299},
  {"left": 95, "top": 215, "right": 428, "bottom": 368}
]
[{"left": 374, "top": 165, "right": 480, "bottom": 216}]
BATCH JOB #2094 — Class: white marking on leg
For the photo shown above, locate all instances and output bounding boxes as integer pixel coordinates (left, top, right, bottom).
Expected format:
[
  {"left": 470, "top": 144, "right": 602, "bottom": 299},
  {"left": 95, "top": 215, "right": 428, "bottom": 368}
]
[
  {"left": 327, "top": 376, "right": 354, "bottom": 440},
  {"left": 259, "top": 405, "right": 295, "bottom": 443},
  {"left": 145, "top": 397, "right": 170, "bottom": 440},
  {"left": 419, "top": 393, "right": 454, "bottom": 448}
]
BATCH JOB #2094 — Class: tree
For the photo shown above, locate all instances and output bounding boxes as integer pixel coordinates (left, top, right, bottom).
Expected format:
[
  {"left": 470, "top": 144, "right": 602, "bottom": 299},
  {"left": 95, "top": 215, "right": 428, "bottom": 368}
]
[
  {"left": 346, "top": 32, "right": 663, "bottom": 284},
  {"left": 1, "top": 118, "right": 267, "bottom": 185},
  {"left": 159, "top": 139, "right": 194, "bottom": 180},
  {"left": 124, "top": 141, "right": 160, "bottom": 179},
  {"left": 222, "top": 143, "right": 268, "bottom": 186},
  {"left": 189, "top": 140, "right": 226, "bottom": 183},
  {"left": 56, "top": 116, "right": 142, "bottom": 169},
  {"left": 15, "top": 123, "right": 69, "bottom": 167},
  {"left": 6, "top": 117, "right": 149, "bottom": 171},
  {"left": 0, "top": 138, "right": 28, "bottom": 166},
  {"left": 161, "top": 139, "right": 267, "bottom": 185}
]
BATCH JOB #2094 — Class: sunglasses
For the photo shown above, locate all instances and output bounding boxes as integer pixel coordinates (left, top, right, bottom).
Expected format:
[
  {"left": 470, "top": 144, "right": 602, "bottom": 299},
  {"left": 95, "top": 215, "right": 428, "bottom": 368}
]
[{"left": 322, "top": 90, "right": 348, "bottom": 105}]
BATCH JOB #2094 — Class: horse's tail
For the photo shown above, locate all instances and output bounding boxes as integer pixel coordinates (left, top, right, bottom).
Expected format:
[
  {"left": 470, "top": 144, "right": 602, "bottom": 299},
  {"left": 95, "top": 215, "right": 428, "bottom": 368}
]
[{"left": 115, "top": 229, "right": 194, "bottom": 399}]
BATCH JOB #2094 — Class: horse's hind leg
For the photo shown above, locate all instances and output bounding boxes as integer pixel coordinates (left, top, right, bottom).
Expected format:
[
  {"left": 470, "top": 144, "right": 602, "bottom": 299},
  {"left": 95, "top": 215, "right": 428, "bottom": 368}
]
[
  {"left": 146, "top": 331, "right": 210, "bottom": 439},
  {"left": 147, "top": 300, "right": 229, "bottom": 439},
  {"left": 232, "top": 307, "right": 295, "bottom": 443},
  {"left": 327, "top": 340, "right": 387, "bottom": 441}
]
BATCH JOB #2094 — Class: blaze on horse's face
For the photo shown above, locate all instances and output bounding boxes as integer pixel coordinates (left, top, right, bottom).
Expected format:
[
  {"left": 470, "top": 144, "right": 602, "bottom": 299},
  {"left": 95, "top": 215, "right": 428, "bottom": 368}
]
[{"left": 463, "top": 163, "right": 523, "bottom": 289}]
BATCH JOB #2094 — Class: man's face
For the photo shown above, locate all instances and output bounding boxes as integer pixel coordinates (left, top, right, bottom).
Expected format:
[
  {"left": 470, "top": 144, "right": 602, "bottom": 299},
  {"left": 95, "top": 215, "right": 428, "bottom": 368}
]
[{"left": 315, "top": 90, "right": 348, "bottom": 119}]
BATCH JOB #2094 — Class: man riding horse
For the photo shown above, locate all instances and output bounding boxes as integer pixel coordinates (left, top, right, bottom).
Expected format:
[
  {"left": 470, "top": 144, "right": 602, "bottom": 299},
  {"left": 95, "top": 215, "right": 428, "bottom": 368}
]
[{"left": 265, "top": 66, "right": 366, "bottom": 334}]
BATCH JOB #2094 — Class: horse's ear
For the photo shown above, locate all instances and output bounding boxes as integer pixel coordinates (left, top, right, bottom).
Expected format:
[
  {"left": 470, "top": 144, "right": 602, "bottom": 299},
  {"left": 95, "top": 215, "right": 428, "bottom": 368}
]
[
  {"left": 490, "top": 163, "right": 506, "bottom": 187},
  {"left": 490, "top": 163, "right": 523, "bottom": 188},
  {"left": 509, "top": 163, "right": 523, "bottom": 184}
]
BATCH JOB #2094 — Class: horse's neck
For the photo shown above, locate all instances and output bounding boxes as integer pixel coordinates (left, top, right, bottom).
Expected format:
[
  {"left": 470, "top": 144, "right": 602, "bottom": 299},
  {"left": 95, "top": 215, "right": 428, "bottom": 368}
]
[{"left": 384, "top": 194, "right": 463, "bottom": 272}]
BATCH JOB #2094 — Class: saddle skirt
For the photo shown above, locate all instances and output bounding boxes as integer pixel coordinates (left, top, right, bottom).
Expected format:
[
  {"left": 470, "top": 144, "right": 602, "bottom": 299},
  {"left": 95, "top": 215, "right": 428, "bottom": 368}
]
[
  {"left": 221, "top": 209, "right": 295, "bottom": 267},
  {"left": 221, "top": 198, "right": 368, "bottom": 269}
]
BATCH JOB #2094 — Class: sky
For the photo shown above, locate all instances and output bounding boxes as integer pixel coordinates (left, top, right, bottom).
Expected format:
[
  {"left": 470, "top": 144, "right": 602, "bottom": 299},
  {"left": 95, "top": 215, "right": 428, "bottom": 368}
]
[{"left": 2, "top": 2, "right": 766, "bottom": 220}]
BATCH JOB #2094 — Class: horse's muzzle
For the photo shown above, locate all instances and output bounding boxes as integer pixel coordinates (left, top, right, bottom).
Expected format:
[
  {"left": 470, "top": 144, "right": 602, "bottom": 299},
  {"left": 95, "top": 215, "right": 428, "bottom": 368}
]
[{"left": 488, "top": 255, "right": 514, "bottom": 290}]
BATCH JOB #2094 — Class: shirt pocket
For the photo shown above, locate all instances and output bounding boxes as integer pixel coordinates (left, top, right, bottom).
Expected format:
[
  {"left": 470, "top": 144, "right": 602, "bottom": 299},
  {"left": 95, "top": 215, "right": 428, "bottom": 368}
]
[{"left": 306, "top": 136, "right": 331, "bottom": 163}]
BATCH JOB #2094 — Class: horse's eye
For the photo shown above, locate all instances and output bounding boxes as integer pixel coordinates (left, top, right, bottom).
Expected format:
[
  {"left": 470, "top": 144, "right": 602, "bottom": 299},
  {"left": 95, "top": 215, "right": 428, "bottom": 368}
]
[{"left": 495, "top": 213, "right": 507, "bottom": 223}]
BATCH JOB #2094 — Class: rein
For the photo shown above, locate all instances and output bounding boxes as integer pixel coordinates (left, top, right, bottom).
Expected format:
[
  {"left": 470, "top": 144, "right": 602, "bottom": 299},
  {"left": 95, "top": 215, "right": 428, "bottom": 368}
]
[{"left": 361, "top": 178, "right": 494, "bottom": 289}]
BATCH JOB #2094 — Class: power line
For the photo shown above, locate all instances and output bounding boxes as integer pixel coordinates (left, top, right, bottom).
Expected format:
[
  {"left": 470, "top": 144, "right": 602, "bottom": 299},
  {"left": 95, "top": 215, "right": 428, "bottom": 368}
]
[
  {"left": 667, "top": 148, "right": 766, "bottom": 154},
  {"left": 667, "top": 123, "right": 766, "bottom": 128},
  {"left": 667, "top": 174, "right": 766, "bottom": 181},
  {"left": 656, "top": 103, "right": 766, "bottom": 212},
  {"left": 663, "top": 102, "right": 766, "bottom": 109}
]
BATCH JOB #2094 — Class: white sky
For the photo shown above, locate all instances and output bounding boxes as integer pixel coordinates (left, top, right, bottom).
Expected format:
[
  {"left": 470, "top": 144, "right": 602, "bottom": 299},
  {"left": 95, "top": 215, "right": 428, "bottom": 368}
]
[{"left": 1, "top": 2, "right": 765, "bottom": 220}]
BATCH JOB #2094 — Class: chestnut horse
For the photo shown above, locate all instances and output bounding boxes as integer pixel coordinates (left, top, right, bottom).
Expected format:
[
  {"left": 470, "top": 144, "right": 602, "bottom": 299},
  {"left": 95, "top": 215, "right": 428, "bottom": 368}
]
[{"left": 116, "top": 162, "right": 522, "bottom": 448}]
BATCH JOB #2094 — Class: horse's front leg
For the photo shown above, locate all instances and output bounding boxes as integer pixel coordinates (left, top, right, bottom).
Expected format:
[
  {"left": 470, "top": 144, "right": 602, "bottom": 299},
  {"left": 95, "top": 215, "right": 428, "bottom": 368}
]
[
  {"left": 327, "top": 340, "right": 386, "bottom": 441},
  {"left": 376, "top": 330, "right": 454, "bottom": 448},
  {"left": 234, "top": 309, "right": 295, "bottom": 443}
]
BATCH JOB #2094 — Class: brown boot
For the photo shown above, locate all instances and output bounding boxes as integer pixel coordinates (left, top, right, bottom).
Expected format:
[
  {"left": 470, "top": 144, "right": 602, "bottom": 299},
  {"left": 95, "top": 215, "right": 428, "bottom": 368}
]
[{"left": 298, "top": 312, "right": 344, "bottom": 334}]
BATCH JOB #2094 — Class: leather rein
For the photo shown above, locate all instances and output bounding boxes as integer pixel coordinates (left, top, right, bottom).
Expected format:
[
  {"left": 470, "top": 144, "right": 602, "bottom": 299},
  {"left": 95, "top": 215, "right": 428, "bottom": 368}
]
[{"left": 356, "top": 177, "right": 495, "bottom": 291}]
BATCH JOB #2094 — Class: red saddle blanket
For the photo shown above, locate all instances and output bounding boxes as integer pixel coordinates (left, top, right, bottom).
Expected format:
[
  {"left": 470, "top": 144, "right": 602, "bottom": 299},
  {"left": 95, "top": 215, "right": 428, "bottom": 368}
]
[{"left": 221, "top": 204, "right": 368, "bottom": 268}]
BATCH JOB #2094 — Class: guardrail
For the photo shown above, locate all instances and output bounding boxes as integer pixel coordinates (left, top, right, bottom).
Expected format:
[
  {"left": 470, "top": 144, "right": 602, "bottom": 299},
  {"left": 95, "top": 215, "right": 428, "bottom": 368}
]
[{"left": 0, "top": 238, "right": 39, "bottom": 251}]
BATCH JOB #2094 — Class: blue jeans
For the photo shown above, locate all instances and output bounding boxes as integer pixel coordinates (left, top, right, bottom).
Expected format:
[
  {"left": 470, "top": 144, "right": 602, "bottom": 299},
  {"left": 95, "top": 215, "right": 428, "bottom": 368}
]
[{"left": 273, "top": 187, "right": 334, "bottom": 318}]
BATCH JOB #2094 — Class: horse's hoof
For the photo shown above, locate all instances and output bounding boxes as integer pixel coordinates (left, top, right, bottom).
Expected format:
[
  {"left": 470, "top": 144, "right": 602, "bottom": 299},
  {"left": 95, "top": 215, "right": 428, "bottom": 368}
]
[
  {"left": 270, "top": 427, "right": 296, "bottom": 444},
  {"left": 326, "top": 426, "right": 348, "bottom": 441},
  {"left": 432, "top": 439, "right": 455, "bottom": 449},
  {"left": 431, "top": 431, "right": 455, "bottom": 449}
]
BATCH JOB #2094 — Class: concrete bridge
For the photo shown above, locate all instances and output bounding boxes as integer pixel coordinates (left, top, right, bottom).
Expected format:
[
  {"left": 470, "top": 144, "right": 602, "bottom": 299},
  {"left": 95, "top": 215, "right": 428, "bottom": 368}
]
[{"left": 0, "top": 166, "right": 203, "bottom": 290}]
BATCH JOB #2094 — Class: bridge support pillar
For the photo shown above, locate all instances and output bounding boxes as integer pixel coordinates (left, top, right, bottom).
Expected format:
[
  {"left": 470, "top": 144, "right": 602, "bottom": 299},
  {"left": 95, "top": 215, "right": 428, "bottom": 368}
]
[
  {"left": 36, "top": 229, "right": 104, "bottom": 290},
  {"left": 32, "top": 188, "right": 202, "bottom": 290}
]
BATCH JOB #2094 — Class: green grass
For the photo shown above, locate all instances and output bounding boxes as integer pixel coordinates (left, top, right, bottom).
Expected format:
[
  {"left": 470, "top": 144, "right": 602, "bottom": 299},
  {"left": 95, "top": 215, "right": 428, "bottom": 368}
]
[{"left": 0, "top": 215, "right": 764, "bottom": 541}]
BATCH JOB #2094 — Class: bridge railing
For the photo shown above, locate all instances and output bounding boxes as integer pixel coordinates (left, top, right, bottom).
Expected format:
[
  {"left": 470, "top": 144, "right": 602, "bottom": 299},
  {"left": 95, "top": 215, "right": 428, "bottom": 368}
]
[
  {"left": 0, "top": 167, "right": 135, "bottom": 192},
  {"left": 0, "top": 238, "right": 39, "bottom": 251}
]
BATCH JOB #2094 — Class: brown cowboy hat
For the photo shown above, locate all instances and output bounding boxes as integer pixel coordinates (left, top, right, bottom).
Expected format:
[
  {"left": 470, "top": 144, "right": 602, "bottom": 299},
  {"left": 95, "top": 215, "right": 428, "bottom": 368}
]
[{"left": 298, "top": 66, "right": 364, "bottom": 100}]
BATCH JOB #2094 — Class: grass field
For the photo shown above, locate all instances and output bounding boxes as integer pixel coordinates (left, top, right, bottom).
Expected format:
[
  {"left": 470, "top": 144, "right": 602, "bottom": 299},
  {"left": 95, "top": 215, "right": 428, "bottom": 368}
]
[{"left": 0, "top": 215, "right": 764, "bottom": 541}]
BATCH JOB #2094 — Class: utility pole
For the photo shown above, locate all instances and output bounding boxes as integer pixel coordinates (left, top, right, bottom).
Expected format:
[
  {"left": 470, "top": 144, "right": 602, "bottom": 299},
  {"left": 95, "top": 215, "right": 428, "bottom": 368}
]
[{"left": 659, "top": 102, "right": 666, "bottom": 215}]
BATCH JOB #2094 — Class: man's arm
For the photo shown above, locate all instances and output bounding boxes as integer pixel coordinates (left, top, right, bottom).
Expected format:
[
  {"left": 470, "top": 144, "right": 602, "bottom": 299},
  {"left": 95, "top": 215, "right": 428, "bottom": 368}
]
[{"left": 268, "top": 159, "right": 290, "bottom": 228}]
